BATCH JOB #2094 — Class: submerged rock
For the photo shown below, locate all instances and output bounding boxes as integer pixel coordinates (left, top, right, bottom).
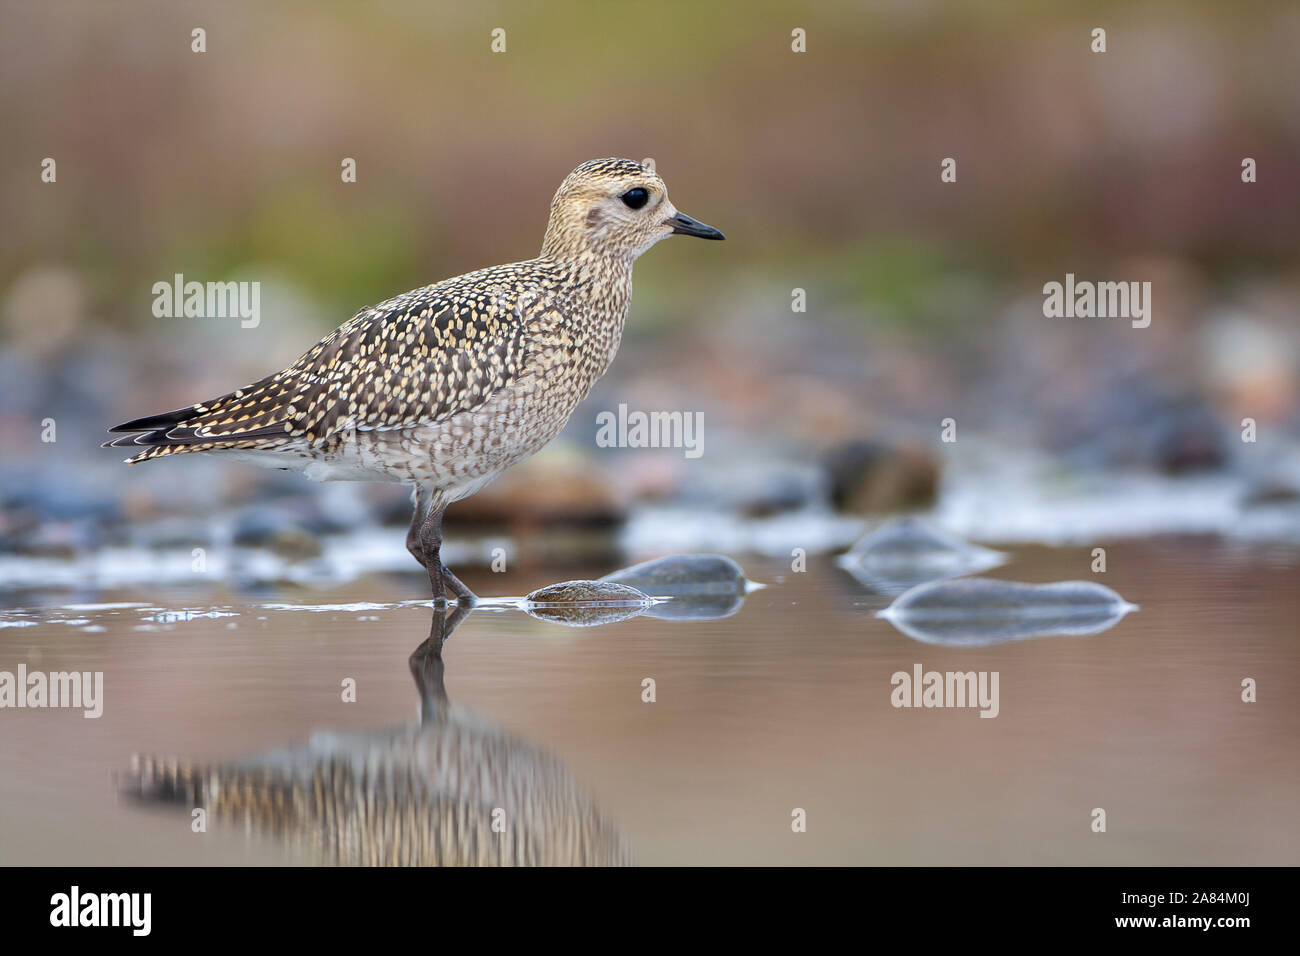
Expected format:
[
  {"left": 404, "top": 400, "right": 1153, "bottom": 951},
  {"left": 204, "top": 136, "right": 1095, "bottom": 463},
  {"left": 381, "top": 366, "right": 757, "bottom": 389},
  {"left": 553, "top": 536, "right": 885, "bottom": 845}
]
[
  {"left": 878, "top": 577, "right": 1137, "bottom": 647},
  {"left": 523, "top": 580, "right": 654, "bottom": 625},
  {"left": 525, "top": 580, "right": 652, "bottom": 605},
  {"left": 600, "top": 553, "right": 747, "bottom": 595},
  {"left": 838, "top": 517, "right": 1006, "bottom": 593},
  {"left": 601, "top": 553, "right": 751, "bottom": 620}
]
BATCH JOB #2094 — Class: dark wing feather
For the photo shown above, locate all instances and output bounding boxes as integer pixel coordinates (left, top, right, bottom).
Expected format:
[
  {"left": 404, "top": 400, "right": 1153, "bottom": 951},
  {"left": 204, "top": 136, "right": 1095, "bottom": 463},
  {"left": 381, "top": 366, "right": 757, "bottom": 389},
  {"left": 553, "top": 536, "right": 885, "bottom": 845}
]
[{"left": 109, "top": 407, "right": 204, "bottom": 434}]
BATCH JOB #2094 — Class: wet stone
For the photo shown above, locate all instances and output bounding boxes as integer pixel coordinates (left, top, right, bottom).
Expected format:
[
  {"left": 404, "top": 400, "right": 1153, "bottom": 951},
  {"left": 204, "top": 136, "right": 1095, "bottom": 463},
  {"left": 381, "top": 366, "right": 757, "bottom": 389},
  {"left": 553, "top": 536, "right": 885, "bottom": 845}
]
[
  {"left": 599, "top": 554, "right": 751, "bottom": 620},
  {"left": 525, "top": 580, "right": 652, "bottom": 606},
  {"left": 878, "top": 577, "right": 1138, "bottom": 647},
  {"left": 524, "top": 580, "right": 654, "bottom": 627},
  {"left": 600, "top": 553, "right": 748, "bottom": 596}
]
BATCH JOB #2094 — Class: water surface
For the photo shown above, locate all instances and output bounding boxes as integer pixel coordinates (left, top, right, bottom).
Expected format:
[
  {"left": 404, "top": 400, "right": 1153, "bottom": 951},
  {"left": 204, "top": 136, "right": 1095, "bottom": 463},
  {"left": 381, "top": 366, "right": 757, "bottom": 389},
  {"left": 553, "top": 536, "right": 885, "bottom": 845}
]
[{"left": 1, "top": 540, "right": 1296, "bottom": 865}]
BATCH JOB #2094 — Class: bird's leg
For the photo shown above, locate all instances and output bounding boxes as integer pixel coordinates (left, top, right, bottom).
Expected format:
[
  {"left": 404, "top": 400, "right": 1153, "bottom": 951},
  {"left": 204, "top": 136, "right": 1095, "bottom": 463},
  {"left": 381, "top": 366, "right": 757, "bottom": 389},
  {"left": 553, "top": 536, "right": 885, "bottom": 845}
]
[
  {"left": 408, "top": 601, "right": 472, "bottom": 724},
  {"left": 409, "top": 624, "right": 448, "bottom": 716},
  {"left": 418, "top": 505, "right": 448, "bottom": 604},
  {"left": 406, "top": 485, "right": 433, "bottom": 569},
  {"left": 405, "top": 515, "right": 428, "bottom": 569},
  {"left": 416, "top": 504, "right": 480, "bottom": 607}
]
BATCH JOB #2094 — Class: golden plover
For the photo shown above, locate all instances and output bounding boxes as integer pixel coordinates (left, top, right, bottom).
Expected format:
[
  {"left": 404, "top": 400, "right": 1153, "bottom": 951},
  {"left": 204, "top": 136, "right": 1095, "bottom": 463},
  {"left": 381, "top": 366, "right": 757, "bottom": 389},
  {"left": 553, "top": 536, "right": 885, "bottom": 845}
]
[{"left": 107, "top": 158, "right": 724, "bottom": 604}]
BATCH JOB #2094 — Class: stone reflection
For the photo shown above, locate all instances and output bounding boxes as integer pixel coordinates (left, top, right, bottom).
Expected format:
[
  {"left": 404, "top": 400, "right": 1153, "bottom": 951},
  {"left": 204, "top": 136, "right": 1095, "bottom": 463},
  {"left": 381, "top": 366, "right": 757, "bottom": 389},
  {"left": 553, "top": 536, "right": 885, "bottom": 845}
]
[{"left": 837, "top": 517, "right": 1007, "bottom": 594}]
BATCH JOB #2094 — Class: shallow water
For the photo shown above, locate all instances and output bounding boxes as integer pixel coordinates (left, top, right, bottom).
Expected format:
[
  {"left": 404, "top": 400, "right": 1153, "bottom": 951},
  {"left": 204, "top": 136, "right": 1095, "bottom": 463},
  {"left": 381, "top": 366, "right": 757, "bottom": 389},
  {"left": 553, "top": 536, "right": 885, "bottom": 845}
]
[{"left": 1, "top": 539, "right": 1297, "bottom": 865}]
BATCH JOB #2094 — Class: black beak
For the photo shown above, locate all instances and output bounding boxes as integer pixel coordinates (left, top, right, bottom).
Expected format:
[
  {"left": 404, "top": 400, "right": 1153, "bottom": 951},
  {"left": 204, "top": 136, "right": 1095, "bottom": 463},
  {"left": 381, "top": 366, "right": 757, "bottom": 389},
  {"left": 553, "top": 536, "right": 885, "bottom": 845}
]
[{"left": 666, "top": 211, "right": 725, "bottom": 240}]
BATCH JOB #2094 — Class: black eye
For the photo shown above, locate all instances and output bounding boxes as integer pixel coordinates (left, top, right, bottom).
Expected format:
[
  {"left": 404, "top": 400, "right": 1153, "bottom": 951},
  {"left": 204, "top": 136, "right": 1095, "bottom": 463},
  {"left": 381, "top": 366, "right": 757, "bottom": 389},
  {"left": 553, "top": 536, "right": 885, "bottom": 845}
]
[{"left": 620, "top": 187, "right": 649, "bottom": 210}]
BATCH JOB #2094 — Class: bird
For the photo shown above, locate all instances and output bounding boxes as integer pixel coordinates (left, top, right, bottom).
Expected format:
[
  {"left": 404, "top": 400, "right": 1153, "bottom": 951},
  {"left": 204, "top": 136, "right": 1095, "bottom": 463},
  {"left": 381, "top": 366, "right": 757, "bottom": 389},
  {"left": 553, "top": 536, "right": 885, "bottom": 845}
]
[{"left": 106, "top": 158, "right": 724, "bottom": 605}]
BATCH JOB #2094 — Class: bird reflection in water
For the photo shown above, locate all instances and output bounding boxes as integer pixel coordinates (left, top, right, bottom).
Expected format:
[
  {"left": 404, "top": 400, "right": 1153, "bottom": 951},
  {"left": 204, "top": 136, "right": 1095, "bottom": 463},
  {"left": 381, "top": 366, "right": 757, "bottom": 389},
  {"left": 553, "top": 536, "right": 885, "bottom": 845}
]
[
  {"left": 125, "top": 602, "right": 632, "bottom": 866},
  {"left": 124, "top": 554, "right": 757, "bottom": 864}
]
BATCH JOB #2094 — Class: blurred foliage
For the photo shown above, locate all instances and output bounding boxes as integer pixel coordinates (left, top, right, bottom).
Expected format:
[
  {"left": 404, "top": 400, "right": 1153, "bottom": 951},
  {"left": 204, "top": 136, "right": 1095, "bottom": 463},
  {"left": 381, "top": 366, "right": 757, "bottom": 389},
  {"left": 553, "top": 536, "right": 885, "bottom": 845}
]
[{"left": 0, "top": 0, "right": 1297, "bottom": 339}]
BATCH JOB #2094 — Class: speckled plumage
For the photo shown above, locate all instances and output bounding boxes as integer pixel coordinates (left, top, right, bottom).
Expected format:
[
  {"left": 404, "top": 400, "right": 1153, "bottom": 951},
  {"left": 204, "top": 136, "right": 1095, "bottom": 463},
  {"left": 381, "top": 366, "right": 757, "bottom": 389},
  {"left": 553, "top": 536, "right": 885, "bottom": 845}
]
[{"left": 108, "top": 158, "right": 724, "bottom": 600}]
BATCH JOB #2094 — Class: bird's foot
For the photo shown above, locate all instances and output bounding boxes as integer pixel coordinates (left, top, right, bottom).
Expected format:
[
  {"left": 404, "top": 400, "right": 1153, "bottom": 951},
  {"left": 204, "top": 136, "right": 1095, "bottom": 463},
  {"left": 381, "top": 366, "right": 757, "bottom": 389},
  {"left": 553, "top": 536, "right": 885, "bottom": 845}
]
[
  {"left": 441, "top": 563, "right": 479, "bottom": 608},
  {"left": 425, "top": 560, "right": 478, "bottom": 608}
]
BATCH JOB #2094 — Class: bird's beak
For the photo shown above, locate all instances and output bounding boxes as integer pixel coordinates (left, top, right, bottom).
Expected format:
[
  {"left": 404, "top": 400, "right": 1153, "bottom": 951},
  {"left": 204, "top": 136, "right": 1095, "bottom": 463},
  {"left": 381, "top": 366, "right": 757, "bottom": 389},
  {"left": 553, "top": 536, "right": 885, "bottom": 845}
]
[{"left": 666, "top": 211, "right": 725, "bottom": 240}]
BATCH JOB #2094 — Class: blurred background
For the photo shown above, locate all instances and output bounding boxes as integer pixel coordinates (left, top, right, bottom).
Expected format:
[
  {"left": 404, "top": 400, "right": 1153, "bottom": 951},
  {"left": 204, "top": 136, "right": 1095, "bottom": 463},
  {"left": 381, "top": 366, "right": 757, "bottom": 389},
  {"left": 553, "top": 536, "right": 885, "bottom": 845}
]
[
  {"left": 2, "top": 0, "right": 1299, "bottom": 869},
  {"left": 2, "top": 0, "right": 1299, "bottom": 596}
]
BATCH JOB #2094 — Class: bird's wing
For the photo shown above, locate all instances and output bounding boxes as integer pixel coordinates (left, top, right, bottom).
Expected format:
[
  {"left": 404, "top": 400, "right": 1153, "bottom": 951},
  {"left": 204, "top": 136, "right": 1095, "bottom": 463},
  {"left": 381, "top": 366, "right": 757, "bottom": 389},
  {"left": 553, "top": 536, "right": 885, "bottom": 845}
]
[{"left": 107, "top": 273, "right": 538, "bottom": 461}]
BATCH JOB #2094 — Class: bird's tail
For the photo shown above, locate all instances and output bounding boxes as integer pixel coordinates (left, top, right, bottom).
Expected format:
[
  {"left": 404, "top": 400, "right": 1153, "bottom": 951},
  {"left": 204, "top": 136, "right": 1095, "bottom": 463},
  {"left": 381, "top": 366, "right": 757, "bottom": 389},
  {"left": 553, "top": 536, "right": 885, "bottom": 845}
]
[
  {"left": 120, "top": 753, "right": 301, "bottom": 829},
  {"left": 105, "top": 375, "right": 298, "bottom": 463},
  {"left": 120, "top": 753, "right": 213, "bottom": 806},
  {"left": 104, "top": 404, "right": 212, "bottom": 463}
]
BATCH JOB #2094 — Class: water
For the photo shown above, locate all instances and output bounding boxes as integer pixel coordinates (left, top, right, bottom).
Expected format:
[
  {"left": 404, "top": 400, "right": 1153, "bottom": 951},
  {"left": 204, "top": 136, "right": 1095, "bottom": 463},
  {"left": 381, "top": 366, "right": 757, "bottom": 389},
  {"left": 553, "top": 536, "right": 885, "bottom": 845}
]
[{"left": 1, "top": 540, "right": 1297, "bottom": 865}]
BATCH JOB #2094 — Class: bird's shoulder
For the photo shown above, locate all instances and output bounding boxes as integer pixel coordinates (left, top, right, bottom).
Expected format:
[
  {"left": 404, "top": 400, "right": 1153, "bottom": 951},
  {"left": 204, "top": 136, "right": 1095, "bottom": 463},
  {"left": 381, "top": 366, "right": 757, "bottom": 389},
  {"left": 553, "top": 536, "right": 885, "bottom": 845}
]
[
  {"left": 274, "top": 259, "right": 568, "bottom": 439},
  {"left": 312, "top": 259, "right": 565, "bottom": 358}
]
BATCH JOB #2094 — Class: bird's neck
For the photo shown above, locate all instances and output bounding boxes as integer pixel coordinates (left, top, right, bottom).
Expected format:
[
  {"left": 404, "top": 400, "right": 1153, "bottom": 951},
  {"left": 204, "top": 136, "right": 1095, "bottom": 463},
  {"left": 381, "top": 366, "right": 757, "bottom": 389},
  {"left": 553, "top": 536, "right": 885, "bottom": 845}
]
[
  {"left": 537, "top": 251, "right": 634, "bottom": 320},
  {"left": 535, "top": 252, "right": 635, "bottom": 381}
]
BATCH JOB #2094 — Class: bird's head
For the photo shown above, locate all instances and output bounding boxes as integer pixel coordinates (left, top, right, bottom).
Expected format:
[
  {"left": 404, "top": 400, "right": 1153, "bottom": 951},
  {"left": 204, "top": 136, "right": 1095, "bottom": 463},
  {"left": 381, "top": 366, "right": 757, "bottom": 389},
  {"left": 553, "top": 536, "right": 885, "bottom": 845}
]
[{"left": 541, "top": 157, "right": 724, "bottom": 261}]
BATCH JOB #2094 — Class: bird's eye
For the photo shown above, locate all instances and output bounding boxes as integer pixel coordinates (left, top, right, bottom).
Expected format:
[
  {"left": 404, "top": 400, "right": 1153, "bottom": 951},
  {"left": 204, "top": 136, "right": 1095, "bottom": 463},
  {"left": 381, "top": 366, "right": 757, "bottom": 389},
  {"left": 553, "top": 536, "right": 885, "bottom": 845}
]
[{"left": 620, "top": 187, "right": 649, "bottom": 210}]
